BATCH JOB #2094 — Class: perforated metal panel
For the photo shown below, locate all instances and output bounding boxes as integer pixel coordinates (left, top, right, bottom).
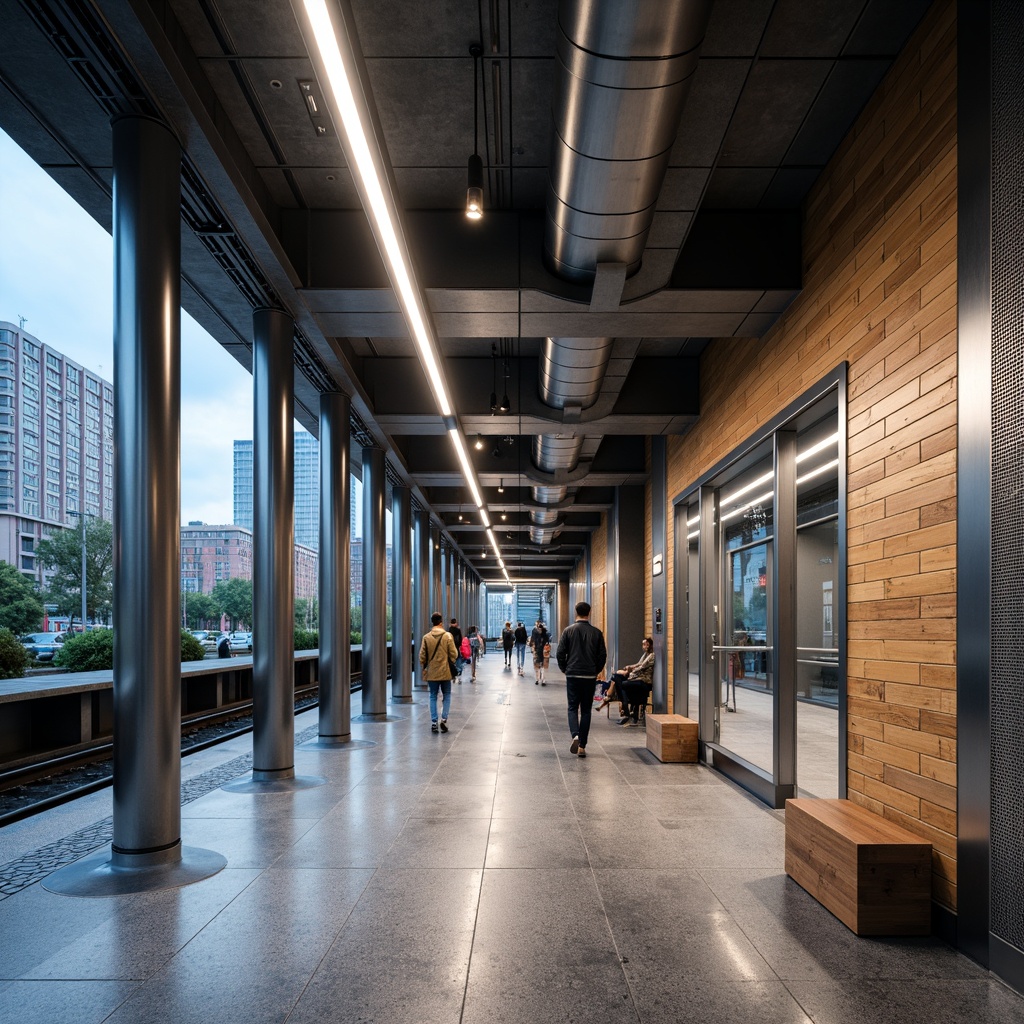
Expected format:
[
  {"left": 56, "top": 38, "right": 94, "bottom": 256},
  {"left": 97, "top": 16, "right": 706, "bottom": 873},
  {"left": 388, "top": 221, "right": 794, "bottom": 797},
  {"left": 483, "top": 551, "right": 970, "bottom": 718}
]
[{"left": 990, "top": 0, "right": 1024, "bottom": 953}]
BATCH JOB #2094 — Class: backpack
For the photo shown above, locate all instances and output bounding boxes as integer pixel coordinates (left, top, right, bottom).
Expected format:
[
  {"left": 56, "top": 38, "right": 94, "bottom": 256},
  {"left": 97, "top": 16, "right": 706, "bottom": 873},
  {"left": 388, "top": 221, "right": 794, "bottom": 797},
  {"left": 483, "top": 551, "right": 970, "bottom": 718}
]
[
  {"left": 470, "top": 634, "right": 480, "bottom": 651},
  {"left": 460, "top": 636, "right": 471, "bottom": 659}
]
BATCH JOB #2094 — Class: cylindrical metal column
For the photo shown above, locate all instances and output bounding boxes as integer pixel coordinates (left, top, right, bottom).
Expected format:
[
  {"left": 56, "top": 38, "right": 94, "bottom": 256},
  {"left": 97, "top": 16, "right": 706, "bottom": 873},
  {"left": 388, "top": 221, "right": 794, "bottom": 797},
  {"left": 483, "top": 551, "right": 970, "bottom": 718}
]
[
  {"left": 439, "top": 540, "right": 449, "bottom": 620},
  {"left": 45, "top": 115, "right": 226, "bottom": 896},
  {"left": 447, "top": 547, "right": 457, "bottom": 621},
  {"left": 391, "top": 485, "right": 413, "bottom": 701},
  {"left": 318, "top": 391, "right": 351, "bottom": 738},
  {"left": 252, "top": 308, "right": 296, "bottom": 778},
  {"left": 110, "top": 114, "right": 183, "bottom": 864},
  {"left": 412, "top": 508, "right": 430, "bottom": 688},
  {"left": 362, "top": 447, "right": 388, "bottom": 715},
  {"left": 430, "top": 527, "right": 442, "bottom": 612}
]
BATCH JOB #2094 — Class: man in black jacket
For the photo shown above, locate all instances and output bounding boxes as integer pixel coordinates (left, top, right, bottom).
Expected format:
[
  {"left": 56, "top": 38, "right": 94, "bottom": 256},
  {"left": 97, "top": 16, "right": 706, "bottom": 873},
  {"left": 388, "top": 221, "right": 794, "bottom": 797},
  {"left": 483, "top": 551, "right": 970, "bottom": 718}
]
[{"left": 556, "top": 601, "right": 607, "bottom": 759}]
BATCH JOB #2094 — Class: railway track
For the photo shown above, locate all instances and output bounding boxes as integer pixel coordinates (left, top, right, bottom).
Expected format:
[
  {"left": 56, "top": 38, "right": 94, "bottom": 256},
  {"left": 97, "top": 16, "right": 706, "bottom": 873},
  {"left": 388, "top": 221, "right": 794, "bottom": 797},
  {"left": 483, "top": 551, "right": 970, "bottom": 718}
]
[{"left": 0, "top": 683, "right": 334, "bottom": 827}]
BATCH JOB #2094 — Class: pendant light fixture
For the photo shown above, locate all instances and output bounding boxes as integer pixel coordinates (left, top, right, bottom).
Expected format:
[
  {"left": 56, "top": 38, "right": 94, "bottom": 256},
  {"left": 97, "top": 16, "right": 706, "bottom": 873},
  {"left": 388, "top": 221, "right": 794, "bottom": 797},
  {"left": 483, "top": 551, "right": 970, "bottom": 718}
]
[{"left": 466, "top": 43, "right": 484, "bottom": 220}]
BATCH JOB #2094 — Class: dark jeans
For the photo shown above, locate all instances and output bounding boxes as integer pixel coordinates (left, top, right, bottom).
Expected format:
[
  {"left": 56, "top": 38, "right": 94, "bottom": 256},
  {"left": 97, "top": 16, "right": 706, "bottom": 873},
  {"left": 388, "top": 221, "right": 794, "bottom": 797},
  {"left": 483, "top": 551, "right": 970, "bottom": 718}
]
[
  {"left": 566, "top": 677, "right": 598, "bottom": 748},
  {"left": 620, "top": 679, "right": 651, "bottom": 721}
]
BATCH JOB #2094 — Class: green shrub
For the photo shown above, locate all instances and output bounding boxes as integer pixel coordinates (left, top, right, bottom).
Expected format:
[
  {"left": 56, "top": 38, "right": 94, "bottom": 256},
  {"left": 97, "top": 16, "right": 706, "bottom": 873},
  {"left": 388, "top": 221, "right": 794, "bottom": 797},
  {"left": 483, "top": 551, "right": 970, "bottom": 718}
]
[
  {"left": 0, "top": 626, "right": 29, "bottom": 679},
  {"left": 180, "top": 630, "right": 206, "bottom": 662},
  {"left": 294, "top": 628, "right": 319, "bottom": 651},
  {"left": 56, "top": 629, "right": 114, "bottom": 672}
]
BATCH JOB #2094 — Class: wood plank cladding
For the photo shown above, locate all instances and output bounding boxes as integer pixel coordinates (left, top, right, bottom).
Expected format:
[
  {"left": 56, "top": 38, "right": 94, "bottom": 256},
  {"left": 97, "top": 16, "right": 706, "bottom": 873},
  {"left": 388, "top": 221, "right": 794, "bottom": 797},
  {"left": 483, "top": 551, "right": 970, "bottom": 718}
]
[{"left": 663, "top": 0, "right": 957, "bottom": 907}]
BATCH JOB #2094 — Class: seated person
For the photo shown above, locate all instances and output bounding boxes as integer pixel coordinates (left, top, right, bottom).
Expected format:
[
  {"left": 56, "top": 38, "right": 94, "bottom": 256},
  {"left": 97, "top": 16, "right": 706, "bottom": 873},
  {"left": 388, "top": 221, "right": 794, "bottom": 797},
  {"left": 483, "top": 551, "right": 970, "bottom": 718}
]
[{"left": 596, "top": 637, "right": 654, "bottom": 724}]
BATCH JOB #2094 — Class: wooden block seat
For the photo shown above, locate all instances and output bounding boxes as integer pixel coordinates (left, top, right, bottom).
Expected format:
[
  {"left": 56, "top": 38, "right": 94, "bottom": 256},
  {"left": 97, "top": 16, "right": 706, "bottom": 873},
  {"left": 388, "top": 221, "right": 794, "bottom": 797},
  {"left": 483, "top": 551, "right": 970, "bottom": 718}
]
[
  {"left": 785, "top": 798, "right": 932, "bottom": 936},
  {"left": 644, "top": 713, "right": 698, "bottom": 763}
]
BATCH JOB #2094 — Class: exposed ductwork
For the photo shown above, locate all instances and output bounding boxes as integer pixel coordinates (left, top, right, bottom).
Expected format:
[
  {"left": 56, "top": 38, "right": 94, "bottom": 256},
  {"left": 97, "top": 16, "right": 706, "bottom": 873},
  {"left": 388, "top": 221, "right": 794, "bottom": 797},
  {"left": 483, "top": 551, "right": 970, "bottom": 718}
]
[
  {"left": 544, "top": 0, "right": 712, "bottom": 283},
  {"left": 530, "top": 0, "right": 711, "bottom": 542}
]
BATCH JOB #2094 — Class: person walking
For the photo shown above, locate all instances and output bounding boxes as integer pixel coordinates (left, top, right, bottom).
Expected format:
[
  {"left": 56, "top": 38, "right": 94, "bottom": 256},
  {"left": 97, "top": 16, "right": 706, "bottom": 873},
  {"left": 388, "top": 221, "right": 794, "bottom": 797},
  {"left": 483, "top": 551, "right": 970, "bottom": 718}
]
[
  {"left": 530, "top": 620, "right": 551, "bottom": 684},
  {"left": 419, "top": 612, "right": 458, "bottom": 733},
  {"left": 513, "top": 621, "right": 528, "bottom": 675},
  {"left": 556, "top": 601, "right": 607, "bottom": 759},
  {"left": 467, "top": 625, "right": 482, "bottom": 681},
  {"left": 449, "top": 618, "right": 464, "bottom": 681},
  {"left": 501, "top": 621, "right": 515, "bottom": 668}
]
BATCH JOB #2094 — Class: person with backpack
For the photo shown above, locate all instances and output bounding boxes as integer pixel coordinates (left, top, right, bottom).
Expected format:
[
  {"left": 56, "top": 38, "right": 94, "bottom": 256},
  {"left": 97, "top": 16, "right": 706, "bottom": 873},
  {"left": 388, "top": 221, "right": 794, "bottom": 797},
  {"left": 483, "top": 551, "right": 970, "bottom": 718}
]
[
  {"left": 467, "top": 625, "right": 482, "bottom": 681},
  {"left": 530, "top": 620, "right": 551, "bottom": 685},
  {"left": 449, "top": 618, "right": 464, "bottom": 681},
  {"left": 501, "top": 621, "right": 515, "bottom": 668},
  {"left": 513, "top": 621, "right": 528, "bottom": 676},
  {"left": 418, "top": 612, "right": 458, "bottom": 733}
]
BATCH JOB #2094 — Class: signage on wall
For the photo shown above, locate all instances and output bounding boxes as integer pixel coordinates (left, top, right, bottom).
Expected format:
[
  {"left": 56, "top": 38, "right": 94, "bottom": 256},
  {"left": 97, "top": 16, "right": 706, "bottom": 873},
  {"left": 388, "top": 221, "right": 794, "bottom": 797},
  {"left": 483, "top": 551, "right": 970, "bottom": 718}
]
[{"left": 652, "top": 554, "right": 663, "bottom": 577}]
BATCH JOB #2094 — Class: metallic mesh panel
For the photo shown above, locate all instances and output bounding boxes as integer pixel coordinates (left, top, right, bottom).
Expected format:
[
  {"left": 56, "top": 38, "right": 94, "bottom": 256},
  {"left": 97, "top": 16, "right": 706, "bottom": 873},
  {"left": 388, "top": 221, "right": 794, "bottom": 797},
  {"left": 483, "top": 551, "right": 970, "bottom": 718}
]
[{"left": 990, "top": 0, "right": 1024, "bottom": 952}]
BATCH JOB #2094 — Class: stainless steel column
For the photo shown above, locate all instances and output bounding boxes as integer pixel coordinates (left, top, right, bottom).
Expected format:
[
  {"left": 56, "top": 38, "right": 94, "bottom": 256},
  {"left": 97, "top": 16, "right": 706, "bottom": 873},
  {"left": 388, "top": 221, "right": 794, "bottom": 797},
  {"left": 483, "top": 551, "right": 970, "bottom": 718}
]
[
  {"left": 391, "top": 485, "right": 413, "bottom": 702},
  {"left": 110, "top": 114, "right": 184, "bottom": 862},
  {"left": 252, "top": 308, "right": 297, "bottom": 778},
  {"left": 447, "top": 547, "right": 457, "bottom": 621},
  {"left": 439, "top": 540, "right": 449, "bottom": 620},
  {"left": 46, "top": 114, "right": 225, "bottom": 895},
  {"left": 361, "top": 447, "right": 388, "bottom": 715},
  {"left": 318, "top": 391, "right": 352, "bottom": 739},
  {"left": 412, "top": 508, "right": 430, "bottom": 688},
  {"left": 431, "top": 527, "right": 442, "bottom": 611}
]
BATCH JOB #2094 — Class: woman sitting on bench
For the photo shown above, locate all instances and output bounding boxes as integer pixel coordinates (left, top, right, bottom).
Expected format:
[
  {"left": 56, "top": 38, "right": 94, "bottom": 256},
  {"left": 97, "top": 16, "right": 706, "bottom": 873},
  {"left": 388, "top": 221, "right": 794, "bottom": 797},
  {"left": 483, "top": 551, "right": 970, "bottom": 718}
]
[{"left": 597, "top": 637, "right": 654, "bottom": 724}]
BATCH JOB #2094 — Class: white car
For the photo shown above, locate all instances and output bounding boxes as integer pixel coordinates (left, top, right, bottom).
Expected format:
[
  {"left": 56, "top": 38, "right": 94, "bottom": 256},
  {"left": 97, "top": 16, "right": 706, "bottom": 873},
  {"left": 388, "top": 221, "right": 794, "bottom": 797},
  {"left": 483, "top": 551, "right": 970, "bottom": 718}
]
[{"left": 228, "top": 631, "right": 252, "bottom": 653}]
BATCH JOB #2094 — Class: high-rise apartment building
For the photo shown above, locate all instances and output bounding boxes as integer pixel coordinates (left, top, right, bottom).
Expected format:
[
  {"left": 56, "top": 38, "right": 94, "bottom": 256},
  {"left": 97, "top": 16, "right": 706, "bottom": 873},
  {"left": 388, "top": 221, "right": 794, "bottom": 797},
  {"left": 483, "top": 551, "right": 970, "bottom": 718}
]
[
  {"left": 233, "top": 429, "right": 320, "bottom": 550},
  {"left": 0, "top": 321, "right": 114, "bottom": 585}
]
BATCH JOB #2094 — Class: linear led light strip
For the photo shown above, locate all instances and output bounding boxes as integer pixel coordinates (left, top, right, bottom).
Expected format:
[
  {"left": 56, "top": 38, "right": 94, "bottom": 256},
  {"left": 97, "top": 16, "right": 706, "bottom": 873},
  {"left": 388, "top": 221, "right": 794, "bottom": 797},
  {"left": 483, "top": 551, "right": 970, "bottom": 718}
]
[
  {"left": 300, "top": 0, "right": 502, "bottom": 570},
  {"left": 685, "top": 433, "right": 841, "bottom": 533}
]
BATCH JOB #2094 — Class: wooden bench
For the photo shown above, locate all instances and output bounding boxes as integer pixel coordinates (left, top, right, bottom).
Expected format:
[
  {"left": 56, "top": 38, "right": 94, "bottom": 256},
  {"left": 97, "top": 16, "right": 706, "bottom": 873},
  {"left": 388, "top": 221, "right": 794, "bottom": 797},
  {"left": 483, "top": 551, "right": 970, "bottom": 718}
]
[
  {"left": 645, "top": 714, "right": 698, "bottom": 763},
  {"left": 785, "top": 798, "right": 932, "bottom": 936}
]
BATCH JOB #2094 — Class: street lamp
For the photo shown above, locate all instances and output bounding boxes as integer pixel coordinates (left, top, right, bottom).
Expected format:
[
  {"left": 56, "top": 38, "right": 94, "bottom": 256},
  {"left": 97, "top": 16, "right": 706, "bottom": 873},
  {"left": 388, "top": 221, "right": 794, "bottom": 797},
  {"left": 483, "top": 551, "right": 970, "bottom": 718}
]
[{"left": 66, "top": 509, "right": 93, "bottom": 631}]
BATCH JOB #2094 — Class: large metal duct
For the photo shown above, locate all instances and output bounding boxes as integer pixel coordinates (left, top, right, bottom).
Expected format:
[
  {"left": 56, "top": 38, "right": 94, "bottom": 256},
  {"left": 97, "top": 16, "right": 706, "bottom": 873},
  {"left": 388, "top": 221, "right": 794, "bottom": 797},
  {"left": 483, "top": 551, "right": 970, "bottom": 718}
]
[
  {"left": 544, "top": 0, "right": 711, "bottom": 282},
  {"left": 531, "top": 0, "right": 710, "bottom": 542}
]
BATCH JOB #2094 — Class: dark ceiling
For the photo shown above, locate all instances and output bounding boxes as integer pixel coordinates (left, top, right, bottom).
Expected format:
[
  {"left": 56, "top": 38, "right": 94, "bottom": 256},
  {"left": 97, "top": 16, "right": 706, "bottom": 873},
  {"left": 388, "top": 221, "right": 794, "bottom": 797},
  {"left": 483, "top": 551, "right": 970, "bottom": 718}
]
[{"left": 0, "top": 0, "right": 933, "bottom": 582}]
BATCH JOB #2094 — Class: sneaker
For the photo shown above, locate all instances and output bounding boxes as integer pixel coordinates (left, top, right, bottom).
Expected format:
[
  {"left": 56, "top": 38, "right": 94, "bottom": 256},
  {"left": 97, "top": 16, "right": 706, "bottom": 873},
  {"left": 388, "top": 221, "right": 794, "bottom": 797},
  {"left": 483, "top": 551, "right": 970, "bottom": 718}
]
[
  {"left": 535, "top": 680, "right": 539, "bottom": 685},
  {"left": 617, "top": 716, "right": 630, "bottom": 725},
  {"left": 570, "top": 736, "right": 580, "bottom": 754},
  {"left": 431, "top": 722, "right": 439, "bottom": 733},
  {"left": 578, "top": 747, "right": 586, "bottom": 758},
  {"left": 440, "top": 719, "right": 448, "bottom": 733}
]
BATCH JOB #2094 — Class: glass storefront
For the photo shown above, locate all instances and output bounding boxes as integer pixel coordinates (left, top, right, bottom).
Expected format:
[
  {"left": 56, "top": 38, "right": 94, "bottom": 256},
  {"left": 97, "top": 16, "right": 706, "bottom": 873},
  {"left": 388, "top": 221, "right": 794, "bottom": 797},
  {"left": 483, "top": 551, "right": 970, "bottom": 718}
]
[{"left": 674, "top": 371, "right": 845, "bottom": 806}]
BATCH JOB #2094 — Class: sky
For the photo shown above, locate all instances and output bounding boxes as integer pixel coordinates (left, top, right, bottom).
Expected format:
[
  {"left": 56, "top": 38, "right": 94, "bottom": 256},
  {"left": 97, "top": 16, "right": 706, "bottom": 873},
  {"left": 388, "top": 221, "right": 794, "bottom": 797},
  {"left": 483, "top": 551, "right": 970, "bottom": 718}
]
[{"left": 0, "top": 126, "right": 257, "bottom": 525}]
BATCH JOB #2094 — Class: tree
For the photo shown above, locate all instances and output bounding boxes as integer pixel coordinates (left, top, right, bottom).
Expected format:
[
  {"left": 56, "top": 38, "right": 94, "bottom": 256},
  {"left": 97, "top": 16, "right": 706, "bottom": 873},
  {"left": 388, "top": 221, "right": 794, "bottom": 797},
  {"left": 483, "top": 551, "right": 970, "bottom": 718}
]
[
  {"left": 212, "top": 577, "right": 253, "bottom": 630},
  {"left": 0, "top": 561, "right": 44, "bottom": 635},
  {"left": 295, "top": 596, "right": 319, "bottom": 631},
  {"left": 35, "top": 517, "right": 114, "bottom": 628},
  {"left": 182, "top": 590, "right": 218, "bottom": 629}
]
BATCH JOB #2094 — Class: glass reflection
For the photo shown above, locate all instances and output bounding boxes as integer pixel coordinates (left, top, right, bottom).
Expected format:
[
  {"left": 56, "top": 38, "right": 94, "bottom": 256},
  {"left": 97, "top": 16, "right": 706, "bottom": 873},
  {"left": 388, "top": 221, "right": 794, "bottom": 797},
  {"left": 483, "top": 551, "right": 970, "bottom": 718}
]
[{"left": 717, "top": 456, "right": 774, "bottom": 773}]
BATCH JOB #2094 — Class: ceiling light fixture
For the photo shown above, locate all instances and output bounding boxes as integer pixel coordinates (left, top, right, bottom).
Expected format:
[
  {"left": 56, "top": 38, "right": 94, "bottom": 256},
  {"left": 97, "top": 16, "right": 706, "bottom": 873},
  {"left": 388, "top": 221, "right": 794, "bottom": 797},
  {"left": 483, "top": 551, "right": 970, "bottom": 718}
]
[
  {"left": 448, "top": 428, "right": 483, "bottom": 508},
  {"left": 296, "top": 0, "right": 453, "bottom": 418},
  {"left": 466, "top": 43, "right": 484, "bottom": 220},
  {"left": 497, "top": 479, "right": 504, "bottom": 494},
  {"left": 474, "top": 434, "right": 484, "bottom": 450}
]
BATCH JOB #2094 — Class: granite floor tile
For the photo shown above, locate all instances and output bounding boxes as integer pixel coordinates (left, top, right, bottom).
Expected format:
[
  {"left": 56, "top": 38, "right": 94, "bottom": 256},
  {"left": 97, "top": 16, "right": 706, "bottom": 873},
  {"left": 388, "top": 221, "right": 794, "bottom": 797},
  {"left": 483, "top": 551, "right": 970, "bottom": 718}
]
[
  {"left": 0, "top": 979, "right": 139, "bottom": 1024},
  {"left": 382, "top": 815, "right": 491, "bottom": 868},
  {"left": 287, "top": 868, "right": 481, "bottom": 1024},
  {"left": 410, "top": 784, "right": 496, "bottom": 818},
  {"left": 785, "top": 978, "right": 1024, "bottom": 1024},
  {"left": 486, "top": 817, "right": 590, "bottom": 869},
  {"left": 630, "top": 979, "right": 813, "bottom": 1024},
  {"left": 22, "top": 867, "right": 258, "bottom": 980}
]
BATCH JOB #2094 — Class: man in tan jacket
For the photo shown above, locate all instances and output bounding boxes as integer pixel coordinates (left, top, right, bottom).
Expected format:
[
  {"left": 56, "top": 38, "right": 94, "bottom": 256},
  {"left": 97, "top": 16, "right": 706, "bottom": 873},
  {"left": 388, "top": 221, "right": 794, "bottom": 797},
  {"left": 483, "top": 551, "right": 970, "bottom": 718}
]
[{"left": 419, "top": 612, "right": 458, "bottom": 733}]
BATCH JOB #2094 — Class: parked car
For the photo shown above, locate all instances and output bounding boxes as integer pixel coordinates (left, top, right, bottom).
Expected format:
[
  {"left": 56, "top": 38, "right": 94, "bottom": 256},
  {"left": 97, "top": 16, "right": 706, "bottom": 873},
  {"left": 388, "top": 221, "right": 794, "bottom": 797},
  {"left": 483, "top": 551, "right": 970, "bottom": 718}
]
[
  {"left": 228, "top": 631, "right": 252, "bottom": 653},
  {"left": 190, "top": 630, "right": 219, "bottom": 651},
  {"left": 20, "top": 632, "right": 65, "bottom": 662}
]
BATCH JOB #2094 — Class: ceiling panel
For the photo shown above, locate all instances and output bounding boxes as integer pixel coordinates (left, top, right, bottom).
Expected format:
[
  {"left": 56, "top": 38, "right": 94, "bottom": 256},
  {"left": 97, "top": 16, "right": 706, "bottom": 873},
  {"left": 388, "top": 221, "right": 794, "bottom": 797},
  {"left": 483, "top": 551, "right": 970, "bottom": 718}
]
[{"left": 718, "top": 59, "right": 834, "bottom": 167}]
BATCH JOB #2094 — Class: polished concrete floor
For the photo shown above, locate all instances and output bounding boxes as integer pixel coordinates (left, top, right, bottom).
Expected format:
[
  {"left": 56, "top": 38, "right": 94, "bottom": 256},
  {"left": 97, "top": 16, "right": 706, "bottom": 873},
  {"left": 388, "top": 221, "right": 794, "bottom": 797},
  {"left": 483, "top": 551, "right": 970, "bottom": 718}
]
[{"left": 0, "top": 655, "right": 1021, "bottom": 1024}]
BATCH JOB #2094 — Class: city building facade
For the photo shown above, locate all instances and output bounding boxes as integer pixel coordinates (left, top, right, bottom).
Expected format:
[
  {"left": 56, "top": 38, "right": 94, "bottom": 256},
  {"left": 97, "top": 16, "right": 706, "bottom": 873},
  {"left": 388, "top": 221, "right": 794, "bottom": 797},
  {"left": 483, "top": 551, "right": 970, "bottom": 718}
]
[
  {"left": 0, "top": 321, "right": 113, "bottom": 587},
  {"left": 232, "top": 429, "right": 319, "bottom": 550}
]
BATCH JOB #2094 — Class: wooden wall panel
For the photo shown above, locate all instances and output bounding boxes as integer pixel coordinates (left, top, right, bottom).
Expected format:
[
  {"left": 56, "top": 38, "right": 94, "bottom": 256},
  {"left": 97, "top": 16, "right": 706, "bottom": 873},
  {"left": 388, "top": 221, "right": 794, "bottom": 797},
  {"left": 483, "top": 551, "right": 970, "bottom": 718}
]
[{"left": 664, "top": 0, "right": 957, "bottom": 907}]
